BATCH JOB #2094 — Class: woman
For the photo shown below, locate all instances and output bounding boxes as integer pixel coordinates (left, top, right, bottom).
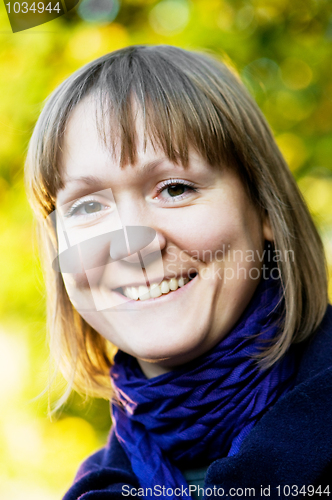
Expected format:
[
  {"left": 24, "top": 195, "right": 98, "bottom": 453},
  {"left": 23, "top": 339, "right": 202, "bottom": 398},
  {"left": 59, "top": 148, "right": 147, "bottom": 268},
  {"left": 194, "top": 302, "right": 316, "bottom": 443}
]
[{"left": 25, "top": 45, "right": 332, "bottom": 499}]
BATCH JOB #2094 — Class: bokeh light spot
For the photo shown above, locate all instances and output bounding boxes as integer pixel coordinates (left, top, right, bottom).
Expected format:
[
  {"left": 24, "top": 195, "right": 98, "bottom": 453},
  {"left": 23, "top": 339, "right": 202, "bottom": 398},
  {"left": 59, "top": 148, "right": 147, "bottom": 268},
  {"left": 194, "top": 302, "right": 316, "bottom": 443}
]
[
  {"left": 256, "top": 5, "right": 280, "bottom": 23},
  {"left": 0, "top": 482, "right": 59, "bottom": 500},
  {"left": 217, "top": 2, "right": 235, "bottom": 32},
  {"left": 235, "top": 5, "right": 255, "bottom": 31},
  {"left": 78, "top": 0, "right": 120, "bottom": 24},
  {"left": 43, "top": 416, "right": 100, "bottom": 468},
  {"left": 5, "top": 418, "right": 43, "bottom": 466},
  {"left": 100, "top": 23, "right": 129, "bottom": 51},
  {"left": 242, "top": 58, "right": 280, "bottom": 98},
  {"left": 281, "top": 58, "right": 313, "bottom": 90},
  {"left": 0, "top": 330, "right": 29, "bottom": 400},
  {"left": 275, "top": 90, "right": 315, "bottom": 122},
  {"left": 298, "top": 176, "right": 332, "bottom": 224},
  {"left": 275, "top": 133, "right": 308, "bottom": 171},
  {"left": 68, "top": 28, "right": 102, "bottom": 60},
  {"left": 314, "top": 136, "right": 332, "bottom": 169},
  {"left": 149, "top": 0, "right": 190, "bottom": 36}
]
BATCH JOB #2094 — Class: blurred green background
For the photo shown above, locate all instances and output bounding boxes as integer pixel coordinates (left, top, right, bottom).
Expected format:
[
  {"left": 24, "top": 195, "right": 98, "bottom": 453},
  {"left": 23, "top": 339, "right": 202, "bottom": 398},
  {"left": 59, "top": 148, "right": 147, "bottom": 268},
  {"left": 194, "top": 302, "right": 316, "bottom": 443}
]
[{"left": 1, "top": 0, "right": 332, "bottom": 498}]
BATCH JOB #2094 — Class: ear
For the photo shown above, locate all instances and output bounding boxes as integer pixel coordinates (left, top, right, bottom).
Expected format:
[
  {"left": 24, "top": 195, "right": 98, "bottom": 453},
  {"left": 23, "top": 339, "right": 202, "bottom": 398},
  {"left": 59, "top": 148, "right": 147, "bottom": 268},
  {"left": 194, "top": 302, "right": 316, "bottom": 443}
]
[{"left": 262, "top": 212, "right": 274, "bottom": 242}]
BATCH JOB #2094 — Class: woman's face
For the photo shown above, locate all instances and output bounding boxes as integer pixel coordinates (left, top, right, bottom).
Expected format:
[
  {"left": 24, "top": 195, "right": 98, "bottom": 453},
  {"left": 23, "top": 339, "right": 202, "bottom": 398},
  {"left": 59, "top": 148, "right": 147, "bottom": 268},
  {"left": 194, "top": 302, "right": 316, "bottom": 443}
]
[{"left": 56, "top": 98, "right": 273, "bottom": 378}]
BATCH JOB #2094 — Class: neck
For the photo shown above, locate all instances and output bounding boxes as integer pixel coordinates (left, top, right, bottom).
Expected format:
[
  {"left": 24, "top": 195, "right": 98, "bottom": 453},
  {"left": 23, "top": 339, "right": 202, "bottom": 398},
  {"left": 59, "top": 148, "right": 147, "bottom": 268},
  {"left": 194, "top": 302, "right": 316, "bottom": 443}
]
[{"left": 137, "top": 358, "right": 172, "bottom": 378}]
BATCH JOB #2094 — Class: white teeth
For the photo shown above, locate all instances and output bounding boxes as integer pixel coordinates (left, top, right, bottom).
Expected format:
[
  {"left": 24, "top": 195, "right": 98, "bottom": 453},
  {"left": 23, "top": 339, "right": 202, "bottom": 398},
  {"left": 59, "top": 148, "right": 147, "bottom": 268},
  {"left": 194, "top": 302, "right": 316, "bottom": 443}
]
[
  {"left": 178, "top": 276, "right": 189, "bottom": 287},
  {"left": 122, "top": 276, "right": 192, "bottom": 301},
  {"left": 169, "top": 278, "right": 178, "bottom": 291},
  {"left": 160, "top": 280, "right": 170, "bottom": 294},
  {"left": 150, "top": 283, "right": 162, "bottom": 298},
  {"left": 138, "top": 285, "right": 150, "bottom": 301}
]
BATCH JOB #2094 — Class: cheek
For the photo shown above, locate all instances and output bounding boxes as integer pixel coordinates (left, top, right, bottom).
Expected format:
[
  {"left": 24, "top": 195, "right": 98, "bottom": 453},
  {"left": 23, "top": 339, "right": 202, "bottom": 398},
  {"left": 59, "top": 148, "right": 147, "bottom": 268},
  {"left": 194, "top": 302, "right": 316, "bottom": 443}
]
[
  {"left": 165, "top": 205, "right": 251, "bottom": 260},
  {"left": 58, "top": 232, "right": 113, "bottom": 288},
  {"left": 62, "top": 264, "right": 113, "bottom": 294},
  {"left": 62, "top": 272, "right": 90, "bottom": 289},
  {"left": 61, "top": 270, "right": 94, "bottom": 312}
]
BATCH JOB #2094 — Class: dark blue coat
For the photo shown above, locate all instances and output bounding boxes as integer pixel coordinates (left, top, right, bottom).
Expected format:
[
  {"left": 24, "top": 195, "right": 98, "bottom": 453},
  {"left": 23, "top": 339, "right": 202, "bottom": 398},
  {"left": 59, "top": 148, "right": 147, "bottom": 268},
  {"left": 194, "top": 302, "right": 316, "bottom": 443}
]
[{"left": 63, "top": 305, "right": 332, "bottom": 499}]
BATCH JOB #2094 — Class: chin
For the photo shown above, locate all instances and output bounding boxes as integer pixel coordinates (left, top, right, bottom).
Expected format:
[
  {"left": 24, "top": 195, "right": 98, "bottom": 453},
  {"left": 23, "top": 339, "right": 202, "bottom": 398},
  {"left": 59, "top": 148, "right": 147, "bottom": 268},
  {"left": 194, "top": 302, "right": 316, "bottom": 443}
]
[{"left": 127, "top": 327, "right": 210, "bottom": 368}]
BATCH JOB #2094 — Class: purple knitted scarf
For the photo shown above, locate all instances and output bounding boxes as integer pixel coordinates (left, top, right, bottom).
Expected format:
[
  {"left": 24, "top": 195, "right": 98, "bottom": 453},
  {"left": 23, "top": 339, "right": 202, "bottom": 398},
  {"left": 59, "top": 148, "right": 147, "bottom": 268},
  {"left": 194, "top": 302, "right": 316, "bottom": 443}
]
[{"left": 110, "top": 276, "right": 297, "bottom": 499}]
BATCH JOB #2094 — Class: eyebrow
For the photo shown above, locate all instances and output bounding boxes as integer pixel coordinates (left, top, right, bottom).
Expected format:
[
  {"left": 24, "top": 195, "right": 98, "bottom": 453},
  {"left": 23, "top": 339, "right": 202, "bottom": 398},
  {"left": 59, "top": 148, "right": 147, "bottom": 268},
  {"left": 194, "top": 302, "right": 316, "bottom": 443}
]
[
  {"left": 62, "top": 157, "right": 177, "bottom": 186},
  {"left": 63, "top": 174, "right": 107, "bottom": 186}
]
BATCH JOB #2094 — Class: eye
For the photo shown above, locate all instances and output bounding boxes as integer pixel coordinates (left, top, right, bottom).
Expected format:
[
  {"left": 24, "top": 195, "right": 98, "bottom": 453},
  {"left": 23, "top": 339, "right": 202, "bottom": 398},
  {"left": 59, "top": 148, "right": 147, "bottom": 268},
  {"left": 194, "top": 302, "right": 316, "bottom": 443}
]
[
  {"left": 155, "top": 179, "right": 198, "bottom": 203},
  {"left": 65, "top": 198, "right": 110, "bottom": 218},
  {"left": 79, "top": 201, "right": 102, "bottom": 214},
  {"left": 163, "top": 185, "right": 187, "bottom": 197}
]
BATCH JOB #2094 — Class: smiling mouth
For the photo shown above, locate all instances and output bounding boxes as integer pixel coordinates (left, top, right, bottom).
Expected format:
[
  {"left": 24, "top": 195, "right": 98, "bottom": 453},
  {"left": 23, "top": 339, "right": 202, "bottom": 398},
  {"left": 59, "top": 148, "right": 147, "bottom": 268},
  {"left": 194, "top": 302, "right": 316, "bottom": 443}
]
[{"left": 115, "top": 272, "right": 198, "bottom": 301}]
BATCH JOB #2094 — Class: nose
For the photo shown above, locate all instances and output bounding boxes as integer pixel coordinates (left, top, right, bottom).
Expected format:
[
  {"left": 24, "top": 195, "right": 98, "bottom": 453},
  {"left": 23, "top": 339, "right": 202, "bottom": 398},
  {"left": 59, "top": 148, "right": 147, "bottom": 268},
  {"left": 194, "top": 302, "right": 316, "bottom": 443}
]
[
  {"left": 109, "top": 199, "right": 167, "bottom": 262},
  {"left": 110, "top": 226, "right": 155, "bottom": 261}
]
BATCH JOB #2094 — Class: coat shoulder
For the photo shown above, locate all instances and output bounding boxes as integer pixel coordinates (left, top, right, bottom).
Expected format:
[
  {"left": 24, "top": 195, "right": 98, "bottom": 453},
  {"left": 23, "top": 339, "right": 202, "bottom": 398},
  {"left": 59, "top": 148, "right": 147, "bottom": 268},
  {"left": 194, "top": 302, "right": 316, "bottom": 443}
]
[{"left": 295, "top": 303, "right": 332, "bottom": 384}]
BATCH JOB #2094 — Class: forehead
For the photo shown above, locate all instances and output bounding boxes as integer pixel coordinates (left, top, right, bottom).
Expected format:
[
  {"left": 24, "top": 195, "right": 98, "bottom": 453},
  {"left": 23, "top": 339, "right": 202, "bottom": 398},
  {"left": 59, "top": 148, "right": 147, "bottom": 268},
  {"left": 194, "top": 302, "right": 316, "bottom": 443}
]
[
  {"left": 62, "top": 97, "right": 119, "bottom": 174},
  {"left": 63, "top": 96, "right": 175, "bottom": 170},
  {"left": 57, "top": 99, "right": 216, "bottom": 203},
  {"left": 61, "top": 97, "right": 217, "bottom": 176}
]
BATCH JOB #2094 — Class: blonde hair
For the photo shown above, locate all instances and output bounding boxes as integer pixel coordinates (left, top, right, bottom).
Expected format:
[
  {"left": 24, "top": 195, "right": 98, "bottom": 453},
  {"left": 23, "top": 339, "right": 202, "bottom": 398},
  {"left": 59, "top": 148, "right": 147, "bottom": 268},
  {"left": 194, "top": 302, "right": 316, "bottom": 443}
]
[{"left": 25, "top": 45, "right": 329, "bottom": 407}]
